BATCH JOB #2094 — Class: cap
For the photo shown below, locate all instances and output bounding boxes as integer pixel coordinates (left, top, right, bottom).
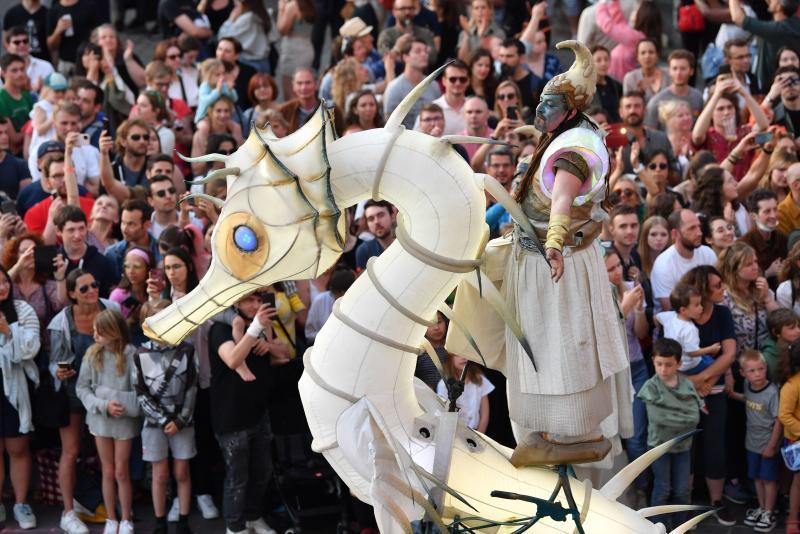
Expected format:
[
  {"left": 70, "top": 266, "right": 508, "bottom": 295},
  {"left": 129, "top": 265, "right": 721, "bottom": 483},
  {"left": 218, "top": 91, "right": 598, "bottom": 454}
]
[
  {"left": 37, "top": 140, "right": 65, "bottom": 159},
  {"left": 44, "top": 72, "right": 68, "bottom": 91},
  {"left": 339, "top": 17, "right": 372, "bottom": 38}
]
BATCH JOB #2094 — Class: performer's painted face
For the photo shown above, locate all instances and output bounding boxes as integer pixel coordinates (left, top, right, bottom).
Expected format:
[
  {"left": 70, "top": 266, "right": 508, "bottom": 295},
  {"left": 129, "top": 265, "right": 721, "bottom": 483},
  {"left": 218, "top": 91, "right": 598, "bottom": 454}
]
[{"left": 534, "top": 94, "right": 570, "bottom": 133}]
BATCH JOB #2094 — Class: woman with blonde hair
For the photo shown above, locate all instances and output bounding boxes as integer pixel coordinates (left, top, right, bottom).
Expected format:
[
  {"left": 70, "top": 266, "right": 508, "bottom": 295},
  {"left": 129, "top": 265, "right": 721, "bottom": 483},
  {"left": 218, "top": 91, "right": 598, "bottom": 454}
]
[
  {"left": 777, "top": 241, "right": 800, "bottom": 315},
  {"left": 76, "top": 309, "right": 139, "bottom": 534},
  {"left": 491, "top": 80, "right": 529, "bottom": 125},
  {"left": 659, "top": 100, "right": 694, "bottom": 177},
  {"left": 759, "top": 147, "right": 797, "bottom": 204},
  {"left": 331, "top": 58, "right": 368, "bottom": 111},
  {"left": 638, "top": 215, "right": 671, "bottom": 276},
  {"left": 718, "top": 243, "right": 779, "bottom": 355}
]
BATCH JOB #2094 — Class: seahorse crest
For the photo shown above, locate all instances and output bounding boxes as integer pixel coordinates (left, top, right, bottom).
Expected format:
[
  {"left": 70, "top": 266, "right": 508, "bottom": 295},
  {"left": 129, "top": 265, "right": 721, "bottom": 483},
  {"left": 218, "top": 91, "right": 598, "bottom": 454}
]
[{"left": 541, "top": 39, "right": 597, "bottom": 111}]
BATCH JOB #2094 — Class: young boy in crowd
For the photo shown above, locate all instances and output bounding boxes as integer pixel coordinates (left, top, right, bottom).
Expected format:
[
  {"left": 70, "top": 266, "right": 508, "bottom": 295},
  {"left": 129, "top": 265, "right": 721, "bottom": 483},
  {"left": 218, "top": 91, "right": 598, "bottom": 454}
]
[
  {"left": 762, "top": 308, "right": 800, "bottom": 382},
  {"left": 132, "top": 300, "right": 199, "bottom": 534},
  {"left": 638, "top": 338, "right": 704, "bottom": 529},
  {"left": 655, "top": 283, "right": 721, "bottom": 375},
  {"left": 729, "top": 350, "right": 782, "bottom": 532}
]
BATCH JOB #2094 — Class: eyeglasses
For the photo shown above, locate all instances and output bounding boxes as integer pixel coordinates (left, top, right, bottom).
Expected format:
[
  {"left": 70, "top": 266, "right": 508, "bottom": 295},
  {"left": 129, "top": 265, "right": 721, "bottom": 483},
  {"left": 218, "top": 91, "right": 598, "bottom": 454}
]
[
  {"left": 219, "top": 149, "right": 233, "bottom": 155},
  {"left": 166, "top": 53, "right": 182, "bottom": 60},
  {"left": 614, "top": 189, "right": 635, "bottom": 198},
  {"left": 164, "top": 264, "right": 185, "bottom": 271},
  {"left": 153, "top": 187, "right": 177, "bottom": 198},
  {"left": 497, "top": 93, "right": 516, "bottom": 101},
  {"left": 447, "top": 76, "right": 468, "bottom": 84},
  {"left": 78, "top": 280, "right": 99, "bottom": 294},
  {"left": 10, "top": 38, "right": 29, "bottom": 46},
  {"left": 648, "top": 162, "right": 668, "bottom": 170},
  {"left": 123, "top": 263, "right": 146, "bottom": 270},
  {"left": 129, "top": 134, "right": 151, "bottom": 142}
]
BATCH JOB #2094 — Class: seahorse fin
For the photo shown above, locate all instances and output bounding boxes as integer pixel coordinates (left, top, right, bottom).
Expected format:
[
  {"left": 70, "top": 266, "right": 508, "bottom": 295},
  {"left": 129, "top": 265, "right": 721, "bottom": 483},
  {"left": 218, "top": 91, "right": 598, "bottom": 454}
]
[
  {"left": 187, "top": 166, "right": 240, "bottom": 185},
  {"left": 669, "top": 509, "right": 718, "bottom": 534},
  {"left": 638, "top": 505, "right": 712, "bottom": 518},
  {"left": 437, "top": 303, "right": 487, "bottom": 368},
  {"left": 463, "top": 271, "right": 536, "bottom": 371},
  {"left": 411, "top": 464, "right": 480, "bottom": 513},
  {"left": 178, "top": 193, "right": 225, "bottom": 209},
  {"left": 600, "top": 430, "right": 700, "bottom": 501},
  {"left": 175, "top": 151, "right": 228, "bottom": 164},
  {"left": 386, "top": 61, "right": 452, "bottom": 131}
]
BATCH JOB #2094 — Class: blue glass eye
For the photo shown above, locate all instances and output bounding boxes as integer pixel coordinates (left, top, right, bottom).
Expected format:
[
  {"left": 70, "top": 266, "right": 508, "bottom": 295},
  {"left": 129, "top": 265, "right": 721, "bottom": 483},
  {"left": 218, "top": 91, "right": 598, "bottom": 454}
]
[{"left": 233, "top": 225, "right": 258, "bottom": 252}]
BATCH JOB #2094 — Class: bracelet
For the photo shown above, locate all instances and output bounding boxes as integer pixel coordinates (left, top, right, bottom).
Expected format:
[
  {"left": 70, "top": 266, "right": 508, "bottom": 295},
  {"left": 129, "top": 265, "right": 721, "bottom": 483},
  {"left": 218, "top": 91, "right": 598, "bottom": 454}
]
[
  {"left": 64, "top": 166, "right": 76, "bottom": 174},
  {"left": 762, "top": 147, "right": 773, "bottom": 155},
  {"left": 54, "top": 276, "right": 65, "bottom": 282}
]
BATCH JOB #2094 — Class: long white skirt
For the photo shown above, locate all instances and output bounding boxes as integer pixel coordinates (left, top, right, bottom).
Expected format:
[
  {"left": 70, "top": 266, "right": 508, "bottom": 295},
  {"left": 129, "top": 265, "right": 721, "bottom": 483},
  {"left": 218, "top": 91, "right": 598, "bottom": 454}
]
[{"left": 505, "top": 240, "right": 633, "bottom": 437}]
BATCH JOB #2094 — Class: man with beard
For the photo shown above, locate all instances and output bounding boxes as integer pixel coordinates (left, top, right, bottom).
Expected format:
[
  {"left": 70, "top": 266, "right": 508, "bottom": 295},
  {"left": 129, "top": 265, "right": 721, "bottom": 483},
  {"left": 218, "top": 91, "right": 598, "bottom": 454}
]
[
  {"left": 355, "top": 199, "right": 396, "bottom": 271},
  {"left": 609, "top": 204, "right": 643, "bottom": 282},
  {"left": 24, "top": 152, "right": 94, "bottom": 239},
  {"left": 383, "top": 38, "right": 440, "bottom": 130},
  {"left": 617, "top": 91, "right": 676, "bottom": 174},
  {"left": 104, "top": 199, "right": 160, "bottom": 280},
  {"left": 497, "top": 38, "right": 536, "bottom": 111},
  {"left": 651, "top": 209, "right": 717, "bottom": 312},
  {"left": 424, "top": 61, "right": 468, "bottom": 135},
  {"left": 770, "top": 66, "right": 800, "bottom": 137},
  {"left": 109, "top": 120, "right": 150, "bottom": 188},
  {"left": 27, "top": 102, "right": 100, "bottom": 195},
  {"left": 738, "top": 189, "right": 787, "bottom": 287}
]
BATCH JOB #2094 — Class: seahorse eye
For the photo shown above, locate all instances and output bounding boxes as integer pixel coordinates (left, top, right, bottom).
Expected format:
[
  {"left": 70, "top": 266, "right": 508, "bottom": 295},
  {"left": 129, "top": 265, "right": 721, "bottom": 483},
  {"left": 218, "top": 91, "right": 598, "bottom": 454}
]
[{"left": 233, "top": 225, "right": 258, "bottom": 252}]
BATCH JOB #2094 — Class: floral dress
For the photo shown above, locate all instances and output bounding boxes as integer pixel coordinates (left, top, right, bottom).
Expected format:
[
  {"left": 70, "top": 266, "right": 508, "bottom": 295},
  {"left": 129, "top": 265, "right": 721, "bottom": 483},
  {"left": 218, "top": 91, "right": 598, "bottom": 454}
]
[{"left": 722, "top": 291, "right": 769, "bottom": 356}]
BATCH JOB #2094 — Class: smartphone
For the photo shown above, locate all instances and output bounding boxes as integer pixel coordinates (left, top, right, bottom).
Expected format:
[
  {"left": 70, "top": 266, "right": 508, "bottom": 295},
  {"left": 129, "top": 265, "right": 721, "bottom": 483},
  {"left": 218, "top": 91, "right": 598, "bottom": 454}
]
[
  {"left": 75, "top": 133, "right": 90, "bottom": 147},
  {"left": 57, "top": 361, "right": 71, "bottom": 370},
  {"left": 260, "top": 292, "right": 276, "bottom": 308},
  {"left": 506, "top": 105, "right": 519, "bottom": 121},
  {"left": 755, "top": 131, "right": 774, "bottom": 145},
  {"left": 102, "top": 117, "right": 109, "bottom": 133},
  {"left": 0, "top": 200, "right": 17, "bottom": 216},
  {"left": 33, "top": 245, "right": 58, "bottom": 276},
  {"left": 605, "top": 123, "right": 630, "bottom": 150},
  {"left": 149, "top": 268, "right": 163, "bottom": 282}
]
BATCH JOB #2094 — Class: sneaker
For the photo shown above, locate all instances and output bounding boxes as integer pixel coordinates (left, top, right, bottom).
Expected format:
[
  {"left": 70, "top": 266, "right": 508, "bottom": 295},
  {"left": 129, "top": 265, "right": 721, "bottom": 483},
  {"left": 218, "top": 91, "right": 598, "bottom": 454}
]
[
  {"left": 724, "top": 481, "right": 750, "bottom": 504},
  {"left": 745, "top": 507, "right": 764, "bottom": 526},
  {"left": 61, "top": 510, "right": 90, "bottom": 534},
  {"left": 167, "top": 497, "right": 180, "bottom": 522},
  {"left": 119, "top": 519, "right": 134, "bottom": 534},
  {"left": 13, "top": 503, "right": 36, "bottom": 529},
  {"left": 246, "top": 518, "right": 277, "bottom": 534},
  {"left": 713, "top": 501, "right": 736, "bottom": 526},
  {"left": 755, "top": 510, "right": 777, "bottom": 532},
  {"left": 103, "top": 519, "right": 119, "bottom": 534},
  {"left": 196, "top": 494, "right": 219, "bottom": 520}
]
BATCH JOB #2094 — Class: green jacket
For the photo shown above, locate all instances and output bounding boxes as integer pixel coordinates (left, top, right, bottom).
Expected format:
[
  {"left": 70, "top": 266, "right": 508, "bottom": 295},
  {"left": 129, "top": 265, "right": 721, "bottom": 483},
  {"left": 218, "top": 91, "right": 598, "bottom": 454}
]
[
  {"left": 761, "top": 336, "right": 781, "bottom": 383},
  {"left": 637, "top": 375, "right": 702, "bottom": 452}
]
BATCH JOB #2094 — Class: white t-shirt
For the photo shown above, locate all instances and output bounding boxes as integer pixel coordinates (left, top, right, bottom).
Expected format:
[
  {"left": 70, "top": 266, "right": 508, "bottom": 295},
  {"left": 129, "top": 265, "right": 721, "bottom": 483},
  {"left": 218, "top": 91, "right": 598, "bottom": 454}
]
[
  {"left": 776, "top": 280, "right": 800, "bottom": 316},
  {"left": 650, "top": 245, "right": 718, "bottom": 312},
  {"left": 27, "top": 57, "right": 54, "bottom": 89},
  {"left": 27, "top": 142, "right": 100, "bottom": 186},
  {"left": 436, "top": 375, "right": 494, "bottom": 429},
  {"left": 656, "top": 311, "right": 701, "bottom": 372},
  {"left": 28, "top": 99, "right": 56, "bottom": 151}
]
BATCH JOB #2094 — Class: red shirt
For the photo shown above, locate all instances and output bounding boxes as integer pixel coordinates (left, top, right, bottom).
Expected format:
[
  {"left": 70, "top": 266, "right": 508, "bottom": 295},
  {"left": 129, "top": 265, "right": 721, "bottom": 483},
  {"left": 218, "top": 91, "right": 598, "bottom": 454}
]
[
  {"left": 23, "top": 196, "right": 95, "bottom": 236},
  {"left": 696, "top": 125, "right": 752, "bottom": 182}
]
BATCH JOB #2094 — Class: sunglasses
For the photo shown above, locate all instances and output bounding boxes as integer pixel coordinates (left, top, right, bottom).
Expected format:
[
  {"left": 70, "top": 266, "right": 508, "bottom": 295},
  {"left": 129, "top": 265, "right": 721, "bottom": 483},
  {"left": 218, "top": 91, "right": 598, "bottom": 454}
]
[
  {"left": 10, "top": 38, "right": 29, "bottom": 46},
  {"left": 78, "top": 280, "right": 99, "bottom": 294},
  {"left": 648, "top": 162, "right": 668, "bottom": 170},
  {"left": 153, "top": 187, "right": 177, "bottom": 198},
  {"left": 447, "top": 76, "right": 468, "bottom": 84},
  {"left": 129, "top": 134, "right": 151, "bottom": 142},
  {"left": 614, "top": 189, "right": 635, "bottom": 198},
  {"left": 166, "top": 53, "right": 182, "bottom": 60},
  {"left": 497, "top": 93, "right": 517, "bottom": 101}
]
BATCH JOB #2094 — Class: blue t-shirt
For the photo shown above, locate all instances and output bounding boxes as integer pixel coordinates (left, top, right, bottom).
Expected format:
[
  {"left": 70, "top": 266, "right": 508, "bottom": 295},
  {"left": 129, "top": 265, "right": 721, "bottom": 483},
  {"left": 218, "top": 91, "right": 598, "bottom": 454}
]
[
  {"left": 0, "top": 152, "right": 31, "bottom": 200},
  {"left": 355, "top": 239, "right": 384, "bottom": 271},
  {"left": 696, "top": 304, "right": 736, "bottom": 386}
]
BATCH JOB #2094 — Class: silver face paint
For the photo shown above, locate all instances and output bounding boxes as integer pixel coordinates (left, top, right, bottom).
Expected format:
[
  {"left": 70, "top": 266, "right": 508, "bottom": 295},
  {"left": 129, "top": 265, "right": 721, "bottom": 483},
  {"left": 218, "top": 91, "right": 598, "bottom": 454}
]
[{"left": 534, "top": 94, "right": 570, "bottom": 134}]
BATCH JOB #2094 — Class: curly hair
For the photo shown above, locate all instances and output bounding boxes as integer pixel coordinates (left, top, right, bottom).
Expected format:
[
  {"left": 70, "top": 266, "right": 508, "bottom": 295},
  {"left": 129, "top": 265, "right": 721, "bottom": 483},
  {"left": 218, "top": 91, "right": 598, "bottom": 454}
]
[
  {"left": 679, "top": 264, "right": 723, "bottom": 308},
  {"left": 2, "top": 233, "right": 47, "bottom": 285},
  {"left": 693, "top": 165, "right": 726, "bottom": 219}
]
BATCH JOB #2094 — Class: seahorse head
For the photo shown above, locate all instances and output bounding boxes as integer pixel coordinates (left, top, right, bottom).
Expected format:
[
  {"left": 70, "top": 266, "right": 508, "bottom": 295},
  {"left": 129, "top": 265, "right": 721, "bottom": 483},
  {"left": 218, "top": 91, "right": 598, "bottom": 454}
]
[{"left": 143, "top": 105, "right": 344, "bottom": 345}]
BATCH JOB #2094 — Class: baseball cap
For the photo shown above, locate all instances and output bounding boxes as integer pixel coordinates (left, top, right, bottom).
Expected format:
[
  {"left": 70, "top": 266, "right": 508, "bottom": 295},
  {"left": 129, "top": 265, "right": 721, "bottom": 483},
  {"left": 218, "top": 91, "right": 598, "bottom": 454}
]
[
  {"left": 339, "top": 17, "right": 372, "bottom": 38},
  {"left": 44, "top": 72, "right": 68, "bottom": 91},
  {"left": 37, "top": 140, "right": 65, "bottom": 159}
]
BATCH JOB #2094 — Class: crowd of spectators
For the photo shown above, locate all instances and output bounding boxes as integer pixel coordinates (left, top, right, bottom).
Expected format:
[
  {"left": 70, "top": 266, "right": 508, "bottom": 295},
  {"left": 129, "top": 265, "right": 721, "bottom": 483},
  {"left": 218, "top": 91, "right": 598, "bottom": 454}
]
[{"left": 1, "top": 0, "right": 800, "bottom": 532}]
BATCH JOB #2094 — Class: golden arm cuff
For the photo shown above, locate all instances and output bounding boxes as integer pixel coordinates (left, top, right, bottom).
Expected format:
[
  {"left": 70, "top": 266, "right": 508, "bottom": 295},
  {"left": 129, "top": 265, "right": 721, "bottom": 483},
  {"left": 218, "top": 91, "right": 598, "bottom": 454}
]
[{"left": 545, "top": 213, "right": 572, "bottom": 252}]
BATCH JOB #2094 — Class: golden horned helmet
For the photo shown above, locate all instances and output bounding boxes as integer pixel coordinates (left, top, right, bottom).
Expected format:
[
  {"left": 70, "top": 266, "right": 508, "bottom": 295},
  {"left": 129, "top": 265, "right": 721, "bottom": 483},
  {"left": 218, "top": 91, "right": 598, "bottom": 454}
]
[{"left": 541, "top": 40, "right": 597, "bottom": 111}]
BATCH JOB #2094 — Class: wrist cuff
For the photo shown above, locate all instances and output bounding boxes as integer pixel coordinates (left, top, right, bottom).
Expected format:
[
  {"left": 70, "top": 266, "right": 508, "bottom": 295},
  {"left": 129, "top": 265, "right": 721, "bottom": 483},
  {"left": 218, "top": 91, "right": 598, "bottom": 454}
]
[
  {"left": 545, "top": 214, "right": 571, "bottom": 252},
  {"left": 246, "top": 317, "right": 264, "bottom": 338}
]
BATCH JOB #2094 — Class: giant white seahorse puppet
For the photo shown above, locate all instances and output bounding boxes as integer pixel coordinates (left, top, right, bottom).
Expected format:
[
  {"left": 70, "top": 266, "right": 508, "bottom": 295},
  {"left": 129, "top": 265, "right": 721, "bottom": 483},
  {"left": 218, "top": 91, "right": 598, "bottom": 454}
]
[{"left": 143, "top": 41, "right": 712, "bottom": 533}]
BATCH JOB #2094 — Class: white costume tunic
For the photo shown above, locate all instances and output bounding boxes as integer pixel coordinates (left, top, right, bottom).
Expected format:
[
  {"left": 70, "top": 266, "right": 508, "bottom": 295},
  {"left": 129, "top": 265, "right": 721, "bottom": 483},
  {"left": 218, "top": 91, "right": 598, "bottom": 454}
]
[{"left": 448, "top": 125, "right": 633, "bottom": 441}]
